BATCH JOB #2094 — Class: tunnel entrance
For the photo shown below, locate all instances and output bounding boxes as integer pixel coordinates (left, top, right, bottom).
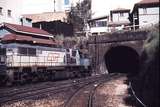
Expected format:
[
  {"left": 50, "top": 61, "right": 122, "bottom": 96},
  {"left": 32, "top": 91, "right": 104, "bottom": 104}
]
[{"left": 105, "top": 46, "right": 140, "bottom": 74}]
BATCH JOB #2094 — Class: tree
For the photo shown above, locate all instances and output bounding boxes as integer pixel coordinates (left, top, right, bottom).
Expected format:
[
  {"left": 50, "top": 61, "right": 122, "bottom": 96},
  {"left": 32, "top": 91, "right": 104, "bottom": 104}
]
[{"left": 67, "top": 0, "right": 91, "bottom": 34}]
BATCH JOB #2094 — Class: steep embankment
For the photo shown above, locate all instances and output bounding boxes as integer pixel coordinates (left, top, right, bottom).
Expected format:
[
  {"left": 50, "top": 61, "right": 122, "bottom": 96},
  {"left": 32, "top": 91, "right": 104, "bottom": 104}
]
[{"left": 133, "top": 25, "right": 159, "bottom": 107}]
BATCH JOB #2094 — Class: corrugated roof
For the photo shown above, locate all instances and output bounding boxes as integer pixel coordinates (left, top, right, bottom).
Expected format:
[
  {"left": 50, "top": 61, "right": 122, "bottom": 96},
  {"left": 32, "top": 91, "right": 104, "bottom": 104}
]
[
  {"left": 23, "top": 12, "right": 68, "bottom": 23},
  {"left": 2, "top": 34, "right": 57, "bottom": 45},
  {"left": 2, "top": 34, "right": 32, "bottom": 41},
  {"left": 3, "top": 23, "right": 51, "bottom": 36},
  {"left": 32, "top": 38, "right": 57, "bottom": 45}
]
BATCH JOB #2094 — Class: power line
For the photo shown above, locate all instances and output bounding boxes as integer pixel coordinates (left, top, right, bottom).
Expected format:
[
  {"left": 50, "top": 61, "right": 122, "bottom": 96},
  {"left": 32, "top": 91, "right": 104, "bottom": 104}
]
[{"left": 54, "top": 0, "right": 56, "bottom": 12}]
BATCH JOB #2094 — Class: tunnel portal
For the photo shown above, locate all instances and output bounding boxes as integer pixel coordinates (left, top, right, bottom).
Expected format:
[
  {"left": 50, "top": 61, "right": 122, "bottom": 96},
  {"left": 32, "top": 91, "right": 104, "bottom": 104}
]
[{"left": 105, "top": 46, "right": 140, "bottom": 74}]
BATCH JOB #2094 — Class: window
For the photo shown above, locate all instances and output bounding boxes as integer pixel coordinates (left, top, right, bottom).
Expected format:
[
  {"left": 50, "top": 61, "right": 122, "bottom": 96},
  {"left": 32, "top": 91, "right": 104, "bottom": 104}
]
[
  {"left": 72, "top": 50, "right": 77, "bottom": 57},
  {"left": 66, "top": 49, "right": 70, "bottom": 52},
  {"left": 120, "top": 12, "right": 124, "bottom": 17},
  {"left": 28, "top": 48, "right": 36, "bottom": 56},
  {"left": 64, "top": 0, "right": 69, "bottom": 5},
  {"left": 143, "top": 8, "right": 147, "bottom": 14},
  {"left": 37, "top": 49, "right": 42, "bottom": 54},
  {"left": 96, "top": 21, "right": 107, "bottom": 27},
  {"left": 0, "top": 48, "right": 6, "bottom": 55},
  {"left": 0, "top": 7, "right": 2, "bottom": 15},
  {"left": 18, "top": 47, "right": 27, "bottom": 55},
  {"left": 18, "top": 47, "right": 36, "bottom": 56},
  {"left": 7, "top": 10, "right": 11, "bottom": 17}
]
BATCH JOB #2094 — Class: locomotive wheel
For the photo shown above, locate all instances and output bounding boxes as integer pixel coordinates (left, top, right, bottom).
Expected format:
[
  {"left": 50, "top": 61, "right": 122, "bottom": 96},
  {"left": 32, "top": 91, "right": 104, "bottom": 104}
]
[
  {"left": 0, "top": 75, "right": 8, "bottom": 86},
  {"left": 31, "top": 72, "right": 39, "bottom": 82},
  {"left": 21, "top": 72, "right": 32, "bottom": 84},
  {"left": 5, "top": 76, "right": 13, "bottom": 86}
]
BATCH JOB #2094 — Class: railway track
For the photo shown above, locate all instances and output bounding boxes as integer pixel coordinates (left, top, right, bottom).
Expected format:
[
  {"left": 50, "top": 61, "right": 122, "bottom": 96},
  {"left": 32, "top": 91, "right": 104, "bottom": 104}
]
[
  {"left": 0, "top": 74, "right": 107, "bottom": 105},
  {"left": 64, "top": 73, "right": 122, "bottom": 107},
  {"left": 0, "top": 75, "right": 105, "bottom": 97}
]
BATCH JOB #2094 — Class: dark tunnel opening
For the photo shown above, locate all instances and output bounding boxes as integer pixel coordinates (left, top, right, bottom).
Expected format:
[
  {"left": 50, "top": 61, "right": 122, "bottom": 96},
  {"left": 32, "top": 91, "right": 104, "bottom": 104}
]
[{"left": 105, "top": 46, "right": 140, "bottom": 74}]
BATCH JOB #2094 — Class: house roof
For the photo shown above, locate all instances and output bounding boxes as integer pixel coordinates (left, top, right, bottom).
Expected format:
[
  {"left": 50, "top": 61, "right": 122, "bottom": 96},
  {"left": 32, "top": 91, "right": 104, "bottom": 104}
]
[
  {"left": 2, "top": 34, "right": 32, "bottom": 41},
  {"left": 137, "top": 0, "right": 159, "bottom": 4},
  {"left": 2, "top": 23, "right": 52, "bottom": 37},
  {"left": 111, "top": 8, "right": 130, "bottom": 13},
  {"left": 88, "top": 15, "right": 109, "bottom": 22},
  {"left": 2, "top": 34, "right": 57, "bottom": 45},
  {"left": 131, "top": 0, "right": 159, "bottom": 13},
  {"left": 23, "top": 12, "right": 68, "bottom": 23}
]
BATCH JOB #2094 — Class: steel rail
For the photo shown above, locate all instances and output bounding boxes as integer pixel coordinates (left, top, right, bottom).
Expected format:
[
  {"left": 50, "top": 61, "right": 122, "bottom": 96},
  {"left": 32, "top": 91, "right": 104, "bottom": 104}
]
[
  {"left": 64, "top": 73, "right": 121, "bottom": 107},
  {"left": 129, "top": 82, "right": 147, "bottom": 107},
  {"left": 0, "top": 75, "right": 106, "bottom": 105},
  {"left": 88, "top": 73, "right": 122, "bottom": 107},
  {"left": 0, "top": 75, "right": 104, "bottom": 98}
]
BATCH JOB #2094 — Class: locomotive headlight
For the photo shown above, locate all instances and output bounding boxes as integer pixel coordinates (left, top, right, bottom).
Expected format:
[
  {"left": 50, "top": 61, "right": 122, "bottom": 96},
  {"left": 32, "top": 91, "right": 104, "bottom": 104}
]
[{"left": 33, "top": 41, "right": 36, "bottom": 43}]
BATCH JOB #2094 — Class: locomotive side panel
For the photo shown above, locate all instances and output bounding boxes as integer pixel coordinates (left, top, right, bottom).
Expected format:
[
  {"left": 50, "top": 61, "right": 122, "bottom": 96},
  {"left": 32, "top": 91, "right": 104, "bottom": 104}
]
[
  {"left": 1, "top": 43, "right": 91, "bottom": 84},
  {"left": 37, "top": 49, "right": 66, "bottom": 66},
  {"left": 5, "top": 44, "right": 66, "bottom": 67}
]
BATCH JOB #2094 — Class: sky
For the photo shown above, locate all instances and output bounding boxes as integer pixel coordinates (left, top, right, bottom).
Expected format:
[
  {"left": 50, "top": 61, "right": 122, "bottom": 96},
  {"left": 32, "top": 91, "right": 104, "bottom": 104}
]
[
  {"left": 22, "top": 0, "right": 54, "bottom": 14},
  {"left": 22, "top": 0, "right": 141, "bottom": 16},
  {"left": 91, "top": 0, "right": 141, "bottom": 18},
  {"left": 22, "top": 0, "right": 80, "bottom": 14}
]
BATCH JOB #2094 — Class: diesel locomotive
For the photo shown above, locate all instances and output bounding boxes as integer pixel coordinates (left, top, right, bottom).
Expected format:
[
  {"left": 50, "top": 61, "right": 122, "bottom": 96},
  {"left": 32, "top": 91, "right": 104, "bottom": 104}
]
[{"left": 0, "top": 23, "right": 91, "bottom": 85}]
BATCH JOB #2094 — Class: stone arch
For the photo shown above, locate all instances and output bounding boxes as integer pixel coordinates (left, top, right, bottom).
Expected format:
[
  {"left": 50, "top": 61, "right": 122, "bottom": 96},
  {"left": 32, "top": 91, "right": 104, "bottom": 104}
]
[{"left": 104, "top": 45, "right": 140, "bottom": 74}]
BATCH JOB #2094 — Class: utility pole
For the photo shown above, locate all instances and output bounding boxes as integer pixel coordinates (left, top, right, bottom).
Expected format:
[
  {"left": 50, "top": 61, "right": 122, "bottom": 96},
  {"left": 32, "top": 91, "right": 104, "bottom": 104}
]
[{"left": 54, "top": 0, "right": 56, "bottom": 12}]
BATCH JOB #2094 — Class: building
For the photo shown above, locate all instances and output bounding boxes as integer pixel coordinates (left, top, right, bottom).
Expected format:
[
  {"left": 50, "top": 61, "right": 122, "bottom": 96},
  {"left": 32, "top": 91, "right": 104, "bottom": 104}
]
[
  {"left": 54, "top": 0, "right": 72, "bottom": 12},
  {"left": 0, "top": 23, "right": 57, "bottom": 46},
  {"left": 88, "top": 16, "right": 109, "bottom": 35},
  {"left": 56, "top": 0, "right": 82, "bottom": 12},
  {"left": 108, "top": 8, "right": 131, "bottom": 31},
  {"left": 23, "top": 12, "right": 73, "bottom": 37},
  {"left": 130, "top": 0, "right": 159, "bottom": 29},
  {"left": 23, "top": 12, "right": 68, "bottom": 23},
  {"left": 0, "top": 0, "right": 23, "bottom": 24},
  {"left": 0, "top": 23, "right": 65, "bottom": 71},
  {"left": 91, "top": 0, "right": 138, "bottom": 18}
]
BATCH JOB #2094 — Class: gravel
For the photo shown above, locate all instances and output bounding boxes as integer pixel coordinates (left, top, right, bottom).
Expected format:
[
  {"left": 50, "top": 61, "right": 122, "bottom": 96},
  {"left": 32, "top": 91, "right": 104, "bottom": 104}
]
[
  {"left": 1, "top": 76, "right": 133, "bottom": 107},
  {"left": 93, "top": 76, "right": 133, "bottom": 107}
]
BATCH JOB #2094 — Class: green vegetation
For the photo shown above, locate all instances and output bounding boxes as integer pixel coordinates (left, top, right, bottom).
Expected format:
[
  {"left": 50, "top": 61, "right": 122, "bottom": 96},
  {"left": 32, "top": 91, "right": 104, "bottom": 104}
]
[{"left": 133, "top": 24, "right": 159, "bottom": 107}]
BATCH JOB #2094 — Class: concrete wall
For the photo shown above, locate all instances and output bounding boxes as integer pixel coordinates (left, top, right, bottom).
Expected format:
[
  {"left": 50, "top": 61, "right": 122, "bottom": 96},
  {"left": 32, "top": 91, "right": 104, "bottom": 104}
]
[
  {"left": 112, "top": 12, "right": 129, "bottom": 22},
  {"left": 0, "top": 0, "right": 22, "bottom": 24},
  {"left": 89, "top": 18, "right": 109, "bottom": 34},
  {"left": 88, "top": 30, "right": 148, "bottom": 74},
  {"left": 138, "top": 7, "right": 159, "bottom": 28}
]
